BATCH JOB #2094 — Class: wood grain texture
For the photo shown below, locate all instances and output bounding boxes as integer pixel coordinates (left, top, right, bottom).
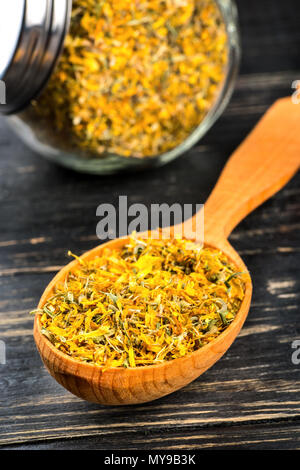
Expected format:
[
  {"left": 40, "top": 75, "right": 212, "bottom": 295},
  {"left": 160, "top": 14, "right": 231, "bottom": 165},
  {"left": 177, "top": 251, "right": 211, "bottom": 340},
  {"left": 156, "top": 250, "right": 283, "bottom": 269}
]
[
  {"left": 203, "top": 98, "right": 300, "bottom": 241},
  {"left": 1, "top": 0, "right": 300, "bottom": 449}
]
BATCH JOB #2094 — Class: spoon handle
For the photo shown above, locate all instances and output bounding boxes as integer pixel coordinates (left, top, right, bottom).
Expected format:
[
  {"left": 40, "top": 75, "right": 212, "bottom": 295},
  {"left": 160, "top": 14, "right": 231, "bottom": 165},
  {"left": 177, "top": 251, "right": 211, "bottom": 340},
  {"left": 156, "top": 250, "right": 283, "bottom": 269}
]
[{"left": 203, "top": 97, "right": 300, "bottom": 242}]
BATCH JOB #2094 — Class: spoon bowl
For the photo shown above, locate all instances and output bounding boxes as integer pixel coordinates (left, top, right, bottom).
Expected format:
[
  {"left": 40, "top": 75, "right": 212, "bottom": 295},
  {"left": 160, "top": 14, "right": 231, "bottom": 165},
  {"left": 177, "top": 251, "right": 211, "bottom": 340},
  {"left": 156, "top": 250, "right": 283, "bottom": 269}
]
[
  {"left": 34, "top": 236, "right": 251, "bottom": 405},
  {"left": 34, "top": 98, "right": 300, "bottom": 404}
]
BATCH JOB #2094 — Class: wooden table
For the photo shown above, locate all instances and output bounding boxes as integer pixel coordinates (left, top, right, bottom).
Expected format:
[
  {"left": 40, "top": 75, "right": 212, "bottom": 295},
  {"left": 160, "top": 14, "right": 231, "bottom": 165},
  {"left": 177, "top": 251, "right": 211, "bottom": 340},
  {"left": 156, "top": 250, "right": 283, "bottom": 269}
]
[{"left": 0, "top": 0, "right": 299, "bottom": 450}]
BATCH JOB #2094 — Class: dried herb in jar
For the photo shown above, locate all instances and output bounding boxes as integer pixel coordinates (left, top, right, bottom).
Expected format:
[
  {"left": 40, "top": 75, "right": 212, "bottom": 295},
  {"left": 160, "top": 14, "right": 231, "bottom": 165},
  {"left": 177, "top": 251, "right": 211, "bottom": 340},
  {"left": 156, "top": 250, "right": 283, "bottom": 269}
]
[
  {"left": 30, "top": 0, "right": 228, "bottom": 158},
  {"left": 32, "top": 236, "right": 247, "bottom": 368}
]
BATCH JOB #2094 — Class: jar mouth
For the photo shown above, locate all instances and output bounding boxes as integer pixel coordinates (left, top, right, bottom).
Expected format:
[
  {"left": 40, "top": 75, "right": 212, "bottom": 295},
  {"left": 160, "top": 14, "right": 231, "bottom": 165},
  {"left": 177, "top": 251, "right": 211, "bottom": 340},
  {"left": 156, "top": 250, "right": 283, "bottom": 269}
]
[
  {"left": 0, "top": 0, "right": 72, "bottom": 115},
  {"left": 7, "top": 0, "right": 240, "bottom": 174}
]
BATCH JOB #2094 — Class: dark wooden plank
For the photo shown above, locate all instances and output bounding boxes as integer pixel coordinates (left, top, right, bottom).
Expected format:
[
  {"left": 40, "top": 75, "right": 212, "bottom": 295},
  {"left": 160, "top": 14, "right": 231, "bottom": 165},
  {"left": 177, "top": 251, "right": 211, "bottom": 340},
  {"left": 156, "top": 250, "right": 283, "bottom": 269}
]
[
  {"left": 0, "top": 250, "right": 299, "bottom": 446},
  {"left": 3, "top": 422, "right": 300, "bottom": 450},
  {"left": 0, "top": 0, "right": 300, "bottom": 450}
]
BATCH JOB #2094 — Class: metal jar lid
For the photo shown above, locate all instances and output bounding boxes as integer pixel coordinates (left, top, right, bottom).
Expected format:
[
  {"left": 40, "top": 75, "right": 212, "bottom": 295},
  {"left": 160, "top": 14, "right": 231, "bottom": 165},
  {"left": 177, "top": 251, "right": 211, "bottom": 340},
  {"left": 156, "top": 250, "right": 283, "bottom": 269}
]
[{"left": 0, "top": 0, "right": 72, "bottom": 115}]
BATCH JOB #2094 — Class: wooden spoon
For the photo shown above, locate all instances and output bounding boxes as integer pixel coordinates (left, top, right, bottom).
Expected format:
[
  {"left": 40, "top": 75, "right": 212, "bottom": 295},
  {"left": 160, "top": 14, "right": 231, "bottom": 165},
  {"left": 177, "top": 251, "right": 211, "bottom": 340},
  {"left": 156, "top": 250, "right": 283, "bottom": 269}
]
[{"left": 34, "top": 98, "right": 300, "bottom": 405}]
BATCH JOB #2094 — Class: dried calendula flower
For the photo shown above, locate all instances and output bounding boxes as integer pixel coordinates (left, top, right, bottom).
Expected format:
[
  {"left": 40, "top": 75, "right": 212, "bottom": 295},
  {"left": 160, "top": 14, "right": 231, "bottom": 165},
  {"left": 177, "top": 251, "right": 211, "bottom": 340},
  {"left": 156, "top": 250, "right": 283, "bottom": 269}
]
[
  {"left": 29, "top": 0, "right": 228, "bottom": 158},
  {"left": 32, "top": 236, "right": 248, "bottom": 368}
]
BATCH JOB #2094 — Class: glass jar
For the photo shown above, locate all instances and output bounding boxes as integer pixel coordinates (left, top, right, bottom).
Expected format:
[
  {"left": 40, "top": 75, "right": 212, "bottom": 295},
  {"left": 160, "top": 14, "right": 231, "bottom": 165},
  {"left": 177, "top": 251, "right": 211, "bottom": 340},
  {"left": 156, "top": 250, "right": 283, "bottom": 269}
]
[{"left": 0, "top": 0, "right": 240, "bottom": 174}]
